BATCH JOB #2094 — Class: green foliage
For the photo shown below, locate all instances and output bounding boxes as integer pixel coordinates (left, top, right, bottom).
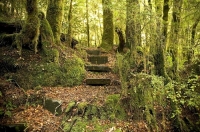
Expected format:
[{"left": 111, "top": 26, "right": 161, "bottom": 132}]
[
  {"left": 129, "top": 73, "right": 165, "bottom": 130},
  {"left": 0, "top": 101, "right": 16, "bottom": 117},
  {"left": 165, "top": 77, "right": 200, "bottom": 131},
  {"left": 115, "top": 53, "right": 130, "bottom": 96},
  {"left": 105, "top": 94, "right": 126, "bottom": 120},
  {"left": 181, "top": 75, "right": 200, "bottom": 108}
]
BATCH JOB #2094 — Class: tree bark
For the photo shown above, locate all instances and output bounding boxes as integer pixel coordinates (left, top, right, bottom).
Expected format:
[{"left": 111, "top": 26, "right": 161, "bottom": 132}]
[
  {"left": 13, "top": 0, "right": 40, "bottom": 55},
  {"left": 170, "top": 0, "right": 182, "bottom": 80},
  {"left": 86, "top": 0, "right": 90, "bottom": 47},
  {"left": 46, "top": 0, "right": 64, "bottom": 45},
  {"left": 126, "top": 0, "right": 138, "bottom": 52},
  {"left": 153, "top": 0, "right": 168, "bottom": 78},
  {"left": 66, "top": 0, "right": 73, "bottom": 47},
  {"left": 101, "top": 0, "right": 114, "bottom": 50}
]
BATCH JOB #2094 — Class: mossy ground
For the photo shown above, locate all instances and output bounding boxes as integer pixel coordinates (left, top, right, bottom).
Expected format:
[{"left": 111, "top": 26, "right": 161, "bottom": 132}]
[{"left": 0, "top": 46, "right": 86, "bottom": 89}]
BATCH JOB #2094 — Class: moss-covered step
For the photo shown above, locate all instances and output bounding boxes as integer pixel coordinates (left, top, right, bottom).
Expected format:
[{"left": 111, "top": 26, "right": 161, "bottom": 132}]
[
  {"left": 85, "top": 65, "right": 111, "bottom": 72},
  {"left": 86, "top": 78, "right": 111, "bottom": 85},
  {"left": 87, "top": 56, "right": 108, "bottom": 64},
  {"left": 86, "top": 50, "right": 101, "bottom": 55}
]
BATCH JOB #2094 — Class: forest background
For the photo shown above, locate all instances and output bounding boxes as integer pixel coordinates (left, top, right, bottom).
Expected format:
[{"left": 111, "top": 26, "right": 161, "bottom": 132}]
[{"left": 0, "top": 0, "right": 200, "bottom": 131}]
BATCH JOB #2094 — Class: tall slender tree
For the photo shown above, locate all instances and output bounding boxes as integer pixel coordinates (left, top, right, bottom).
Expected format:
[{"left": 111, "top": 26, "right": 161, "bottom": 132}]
[
  {"left": 152, "top": 0, "right": 169, "bottom": 78},
  {"left": 126, "top": 0, "right": 140, "bottom": 54},
  {"left": 86, "top": 0, "right": 90, "bottom": 47},
  {"left": 101, "top": 0, "right": 114, "bottom": 50},
  {"left": 169, "top": 0, "right": 182, "bottom": 79},
  {"left": 67, "top": 0, "right": 73, "bottom": 47}
]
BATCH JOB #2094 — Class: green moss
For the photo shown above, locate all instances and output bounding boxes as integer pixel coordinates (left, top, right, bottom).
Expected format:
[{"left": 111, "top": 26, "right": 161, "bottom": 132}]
[
  {"left": 101, "top": 0, "right": 114, "bottom": 50},
  {"left": 77, "top": 102, "right": 88, "bottom": 114},
  {"left": 12, "top": 55, "right": 85, "bottom": 89},
  {"left": 65, "top": 101, "right": 76, "bottom": 113},
  {"left": 61, "top": 55, "right": 86, "bottom": 86}
]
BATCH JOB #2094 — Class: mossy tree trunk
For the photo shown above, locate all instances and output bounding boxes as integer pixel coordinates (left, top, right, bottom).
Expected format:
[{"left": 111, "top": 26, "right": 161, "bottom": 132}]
[
  {"left": 39, "top": 12, "right": 59, "bottom": 63},
  {"left": 169, "top": 0, "right": 182, "bottom": 80},
  {"left": 169, "top": 0, "right": 185, "bottom": 131},
  {"left": 188, "top": 15, "right": 200, "bottom": 64},
  {"left": 153, "top": 0, "right": 168, "bottom": 78},
  {"left": 101, "top": 0, "right": 114, "bottom": 51},
  {"left": 46, "top": 0, "right": 64, "bottom": 45},
  {"left": 66, "top": 0, "right": 73, "bottom": 47},
  {"left": 125, "top": 0, "right": 141, "bottom": 66},
  {"left": 14, "top": 0, "right": 40, "bottom": 55},
  {"left": 126, "top": 0, "right": 135, "bottom": 51}
]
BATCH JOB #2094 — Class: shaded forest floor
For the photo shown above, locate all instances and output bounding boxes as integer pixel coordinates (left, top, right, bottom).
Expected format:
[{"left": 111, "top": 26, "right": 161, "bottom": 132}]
[
  {"left": 0, "top": 46, "right": 199, "bottom": 131},
  {"left": 0, "top": 46, "right": 153, "bottom": 131}
]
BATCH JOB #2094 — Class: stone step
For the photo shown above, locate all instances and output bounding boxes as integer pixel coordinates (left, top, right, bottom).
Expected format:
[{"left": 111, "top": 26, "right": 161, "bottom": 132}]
[
  {"left": 85, "top": 65, "right": 111, "bottom": 72},
  {"left": 86, "top": 78, "right": 111, "bottom": 85},
  {"left": 88, "top": 56, "right": 108, "bottom": 64},
  {"left": 86, "top": 50, "right": 101, "bottom": 55},
  {"left": 43, "top": 98, "right": 62, "bottom": 116}
]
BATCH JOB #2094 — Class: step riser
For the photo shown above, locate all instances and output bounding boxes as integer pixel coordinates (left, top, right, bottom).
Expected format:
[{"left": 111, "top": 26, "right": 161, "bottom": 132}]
[
  {"left": 86, "top": 78, "right": 111, "bottom": 85},
  {"left": 85, "top": 65, "right": 111, "bottom": 72},
  {"left": 88, "top": 56, "right": 108, "bottom": 64}
]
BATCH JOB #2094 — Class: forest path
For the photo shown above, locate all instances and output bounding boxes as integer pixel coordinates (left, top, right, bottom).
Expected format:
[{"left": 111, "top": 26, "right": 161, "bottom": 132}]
[
  {"left": 0, "top": 47, "right": 124, "bottom": 131},
  {"left": 85, "top": 49, "right": 112, "bottom": 85}
]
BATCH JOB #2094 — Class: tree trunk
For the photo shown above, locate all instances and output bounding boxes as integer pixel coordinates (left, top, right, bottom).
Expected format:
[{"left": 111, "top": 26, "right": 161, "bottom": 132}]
[
  {"left": 153, "top": 0, "right": 168, "bottom": 78},
  {"left": 101, "top": 0, "right": 114, "bottom": 51},
  {"left": 13, "top": 0, "right": 40, "bottom": 55},
  {"left": 66, "top": 0, "right": 73, "bottom": 47},
  {"left": 115, "top": 27, "right": 125, "bottom": 53},
  {"left": 126, "top": 0, "right": 138, "bottom": 51},
  {"left": 170, "top": 0, "right": 182, "bottom": 80},
  {"left": 188, "top": 15, "right": 200, "bottom": 63},
  {"left": 86, "top": 0, "right": 90, "bottom": 47},
  {"left": 46, "top": 0, "right": 64, "bottom": 45}
]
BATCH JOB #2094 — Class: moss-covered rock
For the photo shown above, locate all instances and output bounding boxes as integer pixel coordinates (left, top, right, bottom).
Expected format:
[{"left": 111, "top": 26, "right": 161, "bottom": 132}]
[{"left": 10, "top": 55, "right": 85, "bottom": 89}]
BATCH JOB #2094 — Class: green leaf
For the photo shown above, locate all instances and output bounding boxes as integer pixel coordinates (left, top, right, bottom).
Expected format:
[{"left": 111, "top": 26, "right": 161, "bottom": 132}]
[{"left": 5, "top": 111, "right": 12, "bottom": 117}]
